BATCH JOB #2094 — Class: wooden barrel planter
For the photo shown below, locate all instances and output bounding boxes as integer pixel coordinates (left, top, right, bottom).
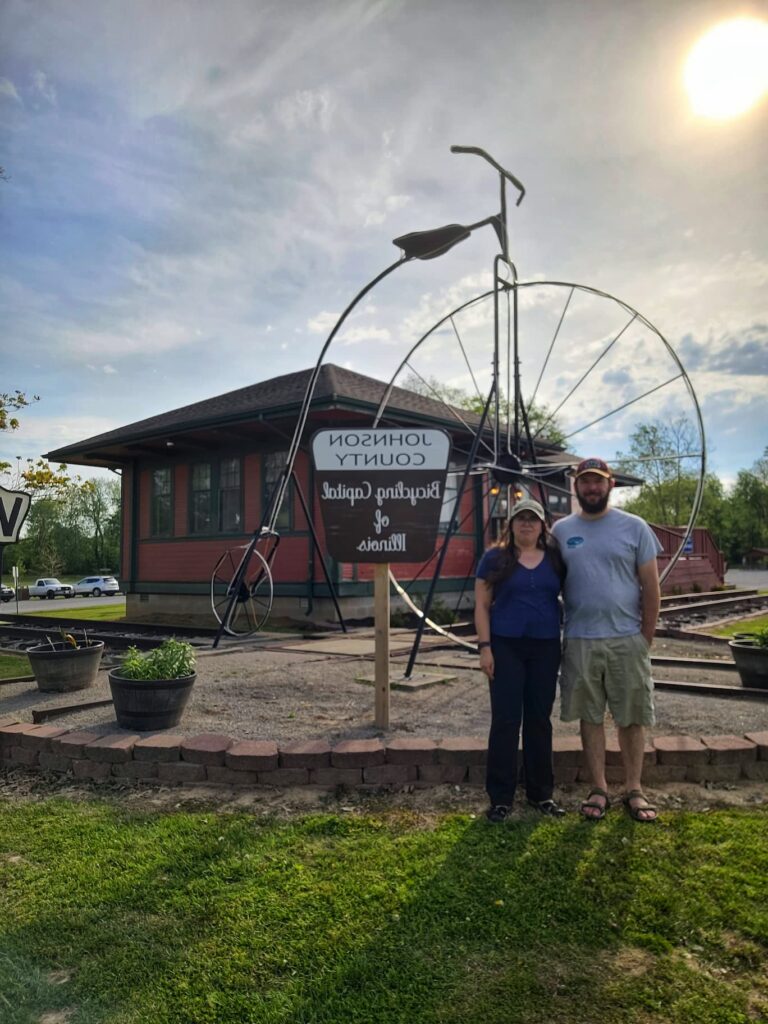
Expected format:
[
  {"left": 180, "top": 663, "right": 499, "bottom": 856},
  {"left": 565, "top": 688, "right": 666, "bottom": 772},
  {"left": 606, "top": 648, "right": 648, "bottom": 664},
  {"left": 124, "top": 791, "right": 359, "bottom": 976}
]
[
  {"left": 729, "top": 640, "right": 768, "bottom": 690},
  {"left": 108, "top": 671, "right": 197, "bottom": 730},
  {"left": 27, "top": 641, "right": 105, "bottom": 692}
]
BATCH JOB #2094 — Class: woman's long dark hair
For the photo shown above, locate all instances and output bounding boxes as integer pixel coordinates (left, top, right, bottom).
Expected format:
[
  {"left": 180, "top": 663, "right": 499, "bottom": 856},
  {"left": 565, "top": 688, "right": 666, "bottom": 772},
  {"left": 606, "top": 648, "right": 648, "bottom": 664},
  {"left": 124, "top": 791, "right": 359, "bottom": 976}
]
[{"left": 483, "top": 516, "right": 566, "bottom": 590}]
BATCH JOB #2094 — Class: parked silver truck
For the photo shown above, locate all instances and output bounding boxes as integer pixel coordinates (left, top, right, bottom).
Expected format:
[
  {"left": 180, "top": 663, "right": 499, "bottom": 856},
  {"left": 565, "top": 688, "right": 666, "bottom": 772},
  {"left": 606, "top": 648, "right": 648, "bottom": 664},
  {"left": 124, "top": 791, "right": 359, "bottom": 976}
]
[{"left": 28, "top": 578, "right": 75, "bottom": 599}]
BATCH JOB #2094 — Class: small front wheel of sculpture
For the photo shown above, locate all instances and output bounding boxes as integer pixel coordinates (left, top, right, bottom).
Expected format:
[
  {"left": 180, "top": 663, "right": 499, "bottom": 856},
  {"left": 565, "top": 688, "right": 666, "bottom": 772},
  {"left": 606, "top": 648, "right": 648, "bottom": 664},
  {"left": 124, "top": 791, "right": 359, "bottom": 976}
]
[{"left": 210, "top": 547, "right": 274, "bottom": 637}]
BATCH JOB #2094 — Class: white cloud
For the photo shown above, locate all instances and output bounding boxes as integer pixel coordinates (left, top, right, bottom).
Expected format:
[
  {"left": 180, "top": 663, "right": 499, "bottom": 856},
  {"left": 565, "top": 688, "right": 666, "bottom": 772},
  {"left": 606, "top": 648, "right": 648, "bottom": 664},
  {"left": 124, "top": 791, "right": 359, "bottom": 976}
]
[
  {"left": 399, "top": 272, "right": 493, "bottom": 338},
  {"left": 385, "top": 194, "right": 411, "bottom": 212},
  {"left": 62, "top": 319, "right": 194, "bottom": 359},
  {"left": 8, "top": 415, "right": 120, "bottom": 457},
  {"left": 364, "top": 194, "right": 412, "bottom": 226},
  {"left": 275, "top": 88, "right": 336, "bottom": 131},
  {"left": 307, "top": 311, "right": 340, "bottom": 334},
  {"left": 338, "top": 325, "right": 391, "bottom": 346},
  {"left": 30, "top": 70, "right": 57, "bottom": 106},
  {"left": 0, "top": 77, "right": 21, "bottom": 103}
]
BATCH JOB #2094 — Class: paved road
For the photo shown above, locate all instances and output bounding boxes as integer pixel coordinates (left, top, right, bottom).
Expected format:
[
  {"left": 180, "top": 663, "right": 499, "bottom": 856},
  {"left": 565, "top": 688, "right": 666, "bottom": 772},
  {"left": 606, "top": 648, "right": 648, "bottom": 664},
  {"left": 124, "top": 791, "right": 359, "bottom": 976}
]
[
  {"left": 725, "top": 569, "right": 768, "bottom": 591},
  {"left": 0, "top": 595, "right": 125, "bottom": 615}
]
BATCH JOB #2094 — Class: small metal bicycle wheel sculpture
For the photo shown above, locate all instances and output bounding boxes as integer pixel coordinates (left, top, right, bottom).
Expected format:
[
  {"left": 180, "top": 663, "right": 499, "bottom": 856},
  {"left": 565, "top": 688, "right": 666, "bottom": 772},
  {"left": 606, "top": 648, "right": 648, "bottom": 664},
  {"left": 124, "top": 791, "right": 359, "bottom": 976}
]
[
  {"left": 212, "top": 145, "right": 706, "bottom": 647},
  {"left": 210, "top": 544, "right": 274, "bottom": 637}
]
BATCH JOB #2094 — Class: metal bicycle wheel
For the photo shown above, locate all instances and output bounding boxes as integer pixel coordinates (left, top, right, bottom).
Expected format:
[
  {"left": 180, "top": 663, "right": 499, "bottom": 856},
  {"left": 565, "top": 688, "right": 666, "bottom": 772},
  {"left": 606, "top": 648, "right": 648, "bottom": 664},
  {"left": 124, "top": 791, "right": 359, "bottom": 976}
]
[
  {"left": 211, "top": 546, "right": 274, "bottom": 637},
  {"left": 373, "top": 280, "right": 706, "bottom": 612}
]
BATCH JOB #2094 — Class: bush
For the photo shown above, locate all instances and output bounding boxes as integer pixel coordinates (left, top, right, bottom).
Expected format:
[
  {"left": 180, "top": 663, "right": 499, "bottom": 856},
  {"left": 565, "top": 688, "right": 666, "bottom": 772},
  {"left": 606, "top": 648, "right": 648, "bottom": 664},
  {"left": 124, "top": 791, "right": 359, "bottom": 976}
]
[{"left": 390, "top": 607, "right": 412, "bottom": 628}]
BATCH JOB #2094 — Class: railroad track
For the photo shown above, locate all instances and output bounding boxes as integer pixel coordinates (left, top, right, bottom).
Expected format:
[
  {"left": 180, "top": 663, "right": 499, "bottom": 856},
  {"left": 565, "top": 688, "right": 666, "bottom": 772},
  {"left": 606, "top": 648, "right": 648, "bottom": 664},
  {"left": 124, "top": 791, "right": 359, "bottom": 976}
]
[
  {"left": 0, "top": 614, "right": 219, "bottom": 651},
  {"left": 658, "top": 588, "right": 768, "bottom": 622}
]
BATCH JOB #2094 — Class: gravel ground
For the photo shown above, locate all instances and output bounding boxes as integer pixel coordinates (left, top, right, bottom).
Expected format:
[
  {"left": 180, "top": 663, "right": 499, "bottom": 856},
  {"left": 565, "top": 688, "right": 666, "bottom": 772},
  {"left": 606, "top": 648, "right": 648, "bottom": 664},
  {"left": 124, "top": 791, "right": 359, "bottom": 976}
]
[{"left": 2, "top": 633, "right": 767, "bottom": 744}]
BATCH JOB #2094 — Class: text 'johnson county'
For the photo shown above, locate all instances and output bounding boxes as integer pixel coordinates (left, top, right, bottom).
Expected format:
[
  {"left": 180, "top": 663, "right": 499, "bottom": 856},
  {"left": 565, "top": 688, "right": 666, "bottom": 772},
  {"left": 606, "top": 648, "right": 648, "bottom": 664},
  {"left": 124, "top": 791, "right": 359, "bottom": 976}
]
[
  {"left": 320, "top": 480, "right": 443, "bottom": 507},
  {"left": 326, "top": 432, "right": 435, "bottom": 449}
]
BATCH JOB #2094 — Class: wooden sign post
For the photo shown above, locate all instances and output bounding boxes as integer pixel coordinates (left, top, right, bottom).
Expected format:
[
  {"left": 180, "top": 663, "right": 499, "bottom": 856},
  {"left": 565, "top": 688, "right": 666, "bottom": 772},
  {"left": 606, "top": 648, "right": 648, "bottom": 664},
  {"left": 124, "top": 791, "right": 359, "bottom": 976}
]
[
  {"left": 311, "top": 429, "right": 451, "bottom": 730},
  {"left": 373, "top": 563, "right": 390, "bottom": 728}
]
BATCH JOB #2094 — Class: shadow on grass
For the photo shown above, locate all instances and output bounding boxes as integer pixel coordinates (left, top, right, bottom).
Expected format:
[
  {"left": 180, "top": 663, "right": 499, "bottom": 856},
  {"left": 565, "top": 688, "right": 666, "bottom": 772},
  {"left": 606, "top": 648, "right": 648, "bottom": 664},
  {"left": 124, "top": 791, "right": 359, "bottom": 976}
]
[{"left": 0, "top": 802, "right": 609, "bottom": 1023}]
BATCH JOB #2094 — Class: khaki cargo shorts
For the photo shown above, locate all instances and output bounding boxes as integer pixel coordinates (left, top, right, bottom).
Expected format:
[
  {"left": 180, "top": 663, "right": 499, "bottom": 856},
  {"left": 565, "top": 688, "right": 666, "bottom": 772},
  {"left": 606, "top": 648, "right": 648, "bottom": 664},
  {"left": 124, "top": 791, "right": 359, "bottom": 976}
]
[{"left": 559, "top": 633, "right": 654, "bottom": 727}]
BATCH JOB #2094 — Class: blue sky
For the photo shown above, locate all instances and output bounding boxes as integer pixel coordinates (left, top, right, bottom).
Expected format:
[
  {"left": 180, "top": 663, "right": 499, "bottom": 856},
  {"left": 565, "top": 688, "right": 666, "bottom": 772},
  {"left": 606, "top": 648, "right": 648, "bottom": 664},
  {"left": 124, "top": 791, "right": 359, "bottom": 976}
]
[{"left": 1, "top": 0, "right": 766, "bottom": 486}]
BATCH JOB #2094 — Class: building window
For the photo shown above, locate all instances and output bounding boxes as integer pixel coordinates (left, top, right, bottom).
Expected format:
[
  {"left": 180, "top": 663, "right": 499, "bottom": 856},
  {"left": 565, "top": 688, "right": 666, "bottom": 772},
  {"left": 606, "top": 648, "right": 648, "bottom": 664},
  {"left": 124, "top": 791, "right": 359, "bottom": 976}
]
[
  {"left": 263, "top": 452, "right": 291, "bottom": 531},
  {"left": 220, "top": 457, "right": 241, "bottom": 532},
  {"left": 151, "top": 467, "right": 173, "bottom": 537},
  {"left": 189, "top": 458, "right": 242, "bottom": 534},
  {"left": 190, "top": 464, "right": 213, "bottom": 534}
]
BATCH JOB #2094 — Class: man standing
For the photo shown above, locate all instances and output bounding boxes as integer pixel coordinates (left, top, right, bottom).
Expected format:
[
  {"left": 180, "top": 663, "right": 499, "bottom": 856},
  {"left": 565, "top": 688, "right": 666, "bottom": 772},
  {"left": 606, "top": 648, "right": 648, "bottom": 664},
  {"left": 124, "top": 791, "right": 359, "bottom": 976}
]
[{"left": 551, "top": 458, "right": 662, "bottom": 822}]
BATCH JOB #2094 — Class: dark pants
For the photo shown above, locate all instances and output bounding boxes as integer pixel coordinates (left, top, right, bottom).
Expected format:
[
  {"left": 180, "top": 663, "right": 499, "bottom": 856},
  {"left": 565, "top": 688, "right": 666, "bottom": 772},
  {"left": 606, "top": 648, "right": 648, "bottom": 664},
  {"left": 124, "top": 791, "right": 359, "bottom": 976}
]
[{"left": 486, "top": 636, "right": 561, "bottom": 805}]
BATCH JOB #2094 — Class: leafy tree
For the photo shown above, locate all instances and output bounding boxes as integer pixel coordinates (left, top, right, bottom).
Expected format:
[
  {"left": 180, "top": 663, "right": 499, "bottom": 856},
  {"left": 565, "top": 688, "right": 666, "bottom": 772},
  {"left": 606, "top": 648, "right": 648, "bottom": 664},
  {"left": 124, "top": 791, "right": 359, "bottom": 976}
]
[
  {"left": 0, "top": 459, "right": 98, "bottom": 575},
  {"left": 0, "top": 391, "right": 39, "bottom": 435},
  {"left": 12, "top": 478, "right": 122, "bottom": 577},
  {"left": 400, "top": 373, "right": 566, "bottom": 446},
  {"left": 614, "top": 417, "right": 702, "bottom": 524},
  {"left": 615, "top": 426, "right": 768, "bottom": 564},
  {"left": 0, "top": 394, "right": 122, "bottom": 575},
  {"left": 750, "top": 446, "right": 768, "bottom": 486},
  {"left": 70, "top": 477, "right": 122, "bottom": 569},
  {"left": 721, "top": 465, "right": 768, "bottom": 564},
  {"left": 620, "top": 471, "right": 725, "bottom": 533}
]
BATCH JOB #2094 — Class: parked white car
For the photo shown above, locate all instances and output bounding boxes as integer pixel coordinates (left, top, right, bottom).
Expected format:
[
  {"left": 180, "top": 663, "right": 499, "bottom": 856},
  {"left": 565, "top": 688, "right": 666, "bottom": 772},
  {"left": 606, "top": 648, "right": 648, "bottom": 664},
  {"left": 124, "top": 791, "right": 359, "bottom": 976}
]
[
  {"left": 0, "top": 584, "right": 14, "bottom": 603},
  {"left": 73, "top": 575, "right": 120, "bottom": 597}
]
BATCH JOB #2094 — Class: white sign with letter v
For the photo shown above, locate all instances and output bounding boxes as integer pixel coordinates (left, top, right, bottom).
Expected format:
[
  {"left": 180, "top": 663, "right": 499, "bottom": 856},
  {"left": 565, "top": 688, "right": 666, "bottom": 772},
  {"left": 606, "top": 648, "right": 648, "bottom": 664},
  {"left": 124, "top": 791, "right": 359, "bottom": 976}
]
[{"left": 0, "top": 485, "right": 31, "bottom": 544}]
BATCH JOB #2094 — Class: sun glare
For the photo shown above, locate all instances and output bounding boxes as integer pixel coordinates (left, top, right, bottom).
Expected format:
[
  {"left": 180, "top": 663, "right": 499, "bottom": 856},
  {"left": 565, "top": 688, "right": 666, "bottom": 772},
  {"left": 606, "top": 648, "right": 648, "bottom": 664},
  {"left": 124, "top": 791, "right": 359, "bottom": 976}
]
[{"left": 684, "top": 17, "right": 768, "bottom": 118}]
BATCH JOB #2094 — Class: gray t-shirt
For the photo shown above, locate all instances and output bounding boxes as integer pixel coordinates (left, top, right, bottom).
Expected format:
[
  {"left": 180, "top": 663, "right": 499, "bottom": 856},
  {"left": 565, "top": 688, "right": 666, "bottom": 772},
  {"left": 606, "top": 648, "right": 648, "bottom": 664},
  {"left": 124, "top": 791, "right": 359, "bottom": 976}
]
[{"left": 551, "top": 508, "right": 662, "bottom": 638}]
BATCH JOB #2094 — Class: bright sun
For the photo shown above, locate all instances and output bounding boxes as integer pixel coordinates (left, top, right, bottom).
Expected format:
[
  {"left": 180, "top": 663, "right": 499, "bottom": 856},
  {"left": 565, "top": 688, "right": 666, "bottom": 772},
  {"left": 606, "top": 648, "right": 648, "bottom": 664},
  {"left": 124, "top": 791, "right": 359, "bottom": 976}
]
[{"left": 684, "top": 17, "right": 768, "bottom": 118}]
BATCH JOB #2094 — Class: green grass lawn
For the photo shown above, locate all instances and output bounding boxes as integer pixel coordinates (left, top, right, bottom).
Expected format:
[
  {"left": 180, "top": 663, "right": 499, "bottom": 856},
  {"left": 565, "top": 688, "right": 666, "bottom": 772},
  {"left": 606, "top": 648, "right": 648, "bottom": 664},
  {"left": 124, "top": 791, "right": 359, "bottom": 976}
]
[
  {"left": 711, "top": 614, "right": 768, "bottom": 637},
  {"left": 23, "top": 602, "right": 126, "bottom": 622},
  {"left": 0, "top": 651, "right": 31, "bottom": 678},
  {"left": 0, "top": 799, "right": 766, "bottom": 1024}
]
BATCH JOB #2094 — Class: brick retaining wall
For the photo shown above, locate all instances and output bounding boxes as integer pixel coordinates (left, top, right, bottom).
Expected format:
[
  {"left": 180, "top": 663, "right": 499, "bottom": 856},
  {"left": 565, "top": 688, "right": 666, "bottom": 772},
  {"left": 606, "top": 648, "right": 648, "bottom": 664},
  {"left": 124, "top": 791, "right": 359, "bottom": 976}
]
[{"left": 2, "top": 716, "right": 768, "bottom": 789}]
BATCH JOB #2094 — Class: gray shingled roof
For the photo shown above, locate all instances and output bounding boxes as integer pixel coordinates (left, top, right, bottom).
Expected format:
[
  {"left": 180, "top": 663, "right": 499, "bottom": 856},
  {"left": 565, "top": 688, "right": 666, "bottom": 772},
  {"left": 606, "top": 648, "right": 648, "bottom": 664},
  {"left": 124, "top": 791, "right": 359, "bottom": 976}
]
[{"left": 46, "top": 363, "right": 490, "bottom": 461}]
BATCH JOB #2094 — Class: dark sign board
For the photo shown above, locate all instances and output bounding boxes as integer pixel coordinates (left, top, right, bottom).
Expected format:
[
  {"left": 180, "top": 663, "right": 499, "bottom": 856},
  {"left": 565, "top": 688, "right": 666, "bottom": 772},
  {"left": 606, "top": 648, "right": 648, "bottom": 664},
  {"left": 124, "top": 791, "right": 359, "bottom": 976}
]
[
  {"left": 0, "top": 485, "right": 31, "bottom": 544},
  {"left": 311, "top": 429, "right": 451, "bottom": 563}
]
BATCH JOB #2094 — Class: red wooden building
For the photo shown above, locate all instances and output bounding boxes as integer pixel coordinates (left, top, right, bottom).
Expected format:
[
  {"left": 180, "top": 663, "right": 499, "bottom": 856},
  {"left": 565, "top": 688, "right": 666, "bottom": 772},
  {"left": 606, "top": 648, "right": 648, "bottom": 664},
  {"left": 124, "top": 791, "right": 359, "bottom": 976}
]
[
  {"left": 46, "top": 365, "right": 571, "bottom": 625},
  {"left": 47, "top": 364, "right": 722, "bottom": 624}
]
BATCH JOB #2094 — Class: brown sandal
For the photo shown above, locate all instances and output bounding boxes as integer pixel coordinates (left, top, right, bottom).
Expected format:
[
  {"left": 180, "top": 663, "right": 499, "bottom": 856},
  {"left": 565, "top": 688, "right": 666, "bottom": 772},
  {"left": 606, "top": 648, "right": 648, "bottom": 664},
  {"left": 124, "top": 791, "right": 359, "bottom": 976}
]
[
  {"left": 580, "top": 787, "right": 609, "bottom": 821},
  {"left": 623, "top": 789, "right": 658, "bottom": 823}
]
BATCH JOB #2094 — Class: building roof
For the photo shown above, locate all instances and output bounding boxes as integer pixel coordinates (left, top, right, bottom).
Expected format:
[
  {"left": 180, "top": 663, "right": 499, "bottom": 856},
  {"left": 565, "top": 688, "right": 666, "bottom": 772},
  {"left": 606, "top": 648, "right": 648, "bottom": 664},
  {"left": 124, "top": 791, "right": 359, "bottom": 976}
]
[{"left": 47, "top": 363, "right": 533, "bottom": 468}]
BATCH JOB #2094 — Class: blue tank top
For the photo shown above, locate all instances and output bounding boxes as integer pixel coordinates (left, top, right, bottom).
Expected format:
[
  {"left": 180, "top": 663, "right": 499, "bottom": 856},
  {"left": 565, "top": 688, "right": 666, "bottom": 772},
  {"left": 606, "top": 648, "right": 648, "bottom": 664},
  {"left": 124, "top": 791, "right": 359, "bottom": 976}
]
[{"left": 476, "top": 548, "right": 561, "bottom": 639}]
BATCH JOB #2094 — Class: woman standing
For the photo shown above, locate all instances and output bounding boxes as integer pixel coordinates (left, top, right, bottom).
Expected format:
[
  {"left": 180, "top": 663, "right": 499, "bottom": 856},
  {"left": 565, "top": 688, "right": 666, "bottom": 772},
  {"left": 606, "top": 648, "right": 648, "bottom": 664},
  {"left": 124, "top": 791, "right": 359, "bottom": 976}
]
[{"left": 475, "top": 498, "right": 566, "bottom": 821}]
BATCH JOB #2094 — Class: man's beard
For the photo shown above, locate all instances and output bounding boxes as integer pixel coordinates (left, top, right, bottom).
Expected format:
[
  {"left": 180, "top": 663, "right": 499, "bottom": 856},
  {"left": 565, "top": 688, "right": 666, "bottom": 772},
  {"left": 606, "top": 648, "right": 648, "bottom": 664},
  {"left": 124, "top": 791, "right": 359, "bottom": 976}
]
[{"left": 576, "top": 491, "right": 610, "bottom": 514}]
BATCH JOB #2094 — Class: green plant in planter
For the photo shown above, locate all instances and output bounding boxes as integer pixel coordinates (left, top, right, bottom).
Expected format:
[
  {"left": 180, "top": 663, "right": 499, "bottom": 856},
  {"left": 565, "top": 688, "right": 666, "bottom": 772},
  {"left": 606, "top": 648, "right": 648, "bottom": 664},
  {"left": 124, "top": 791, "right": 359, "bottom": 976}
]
[
  {"left": 738, "top": 625, "right": 768, "bottom": 648},
  {"left": 118, "top": 638, "right": 196, "bottom": 680}
]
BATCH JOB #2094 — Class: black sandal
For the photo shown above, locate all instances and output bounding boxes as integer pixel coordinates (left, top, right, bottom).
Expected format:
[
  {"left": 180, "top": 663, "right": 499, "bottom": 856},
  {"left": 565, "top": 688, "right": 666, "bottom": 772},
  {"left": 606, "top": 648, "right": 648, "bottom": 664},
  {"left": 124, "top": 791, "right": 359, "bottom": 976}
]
[
  {"left": 527, "top": 798, "right": 566, "bottom": 818},
  {"left": 580, "top": 787, "right": 610, "bottom": 821}
]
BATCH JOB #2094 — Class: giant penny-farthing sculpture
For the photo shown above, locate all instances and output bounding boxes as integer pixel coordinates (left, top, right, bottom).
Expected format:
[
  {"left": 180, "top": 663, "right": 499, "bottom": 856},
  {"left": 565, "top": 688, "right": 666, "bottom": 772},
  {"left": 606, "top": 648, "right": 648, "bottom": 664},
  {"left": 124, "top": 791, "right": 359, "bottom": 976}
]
[{"left": 212, "top": 147, "right": 706, "bottom": 649}]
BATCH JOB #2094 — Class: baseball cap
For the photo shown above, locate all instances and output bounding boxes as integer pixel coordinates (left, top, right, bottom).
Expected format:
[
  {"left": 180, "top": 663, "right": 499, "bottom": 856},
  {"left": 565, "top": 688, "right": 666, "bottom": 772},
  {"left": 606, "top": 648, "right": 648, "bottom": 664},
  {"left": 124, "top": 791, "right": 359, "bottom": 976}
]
[
  {"left": 509, "top": 498, "right": 546, "bottom": 522},
  {"left": 573, "top": 457, "right": 612, "bottom": 480}
]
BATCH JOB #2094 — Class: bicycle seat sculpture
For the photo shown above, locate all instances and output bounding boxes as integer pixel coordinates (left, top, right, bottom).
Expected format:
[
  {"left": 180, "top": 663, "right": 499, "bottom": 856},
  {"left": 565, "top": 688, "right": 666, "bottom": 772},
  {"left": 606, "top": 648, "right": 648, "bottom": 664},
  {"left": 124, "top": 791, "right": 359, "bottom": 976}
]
[{"left": 211, "top": 146, "right": 705, "bottom": 652}]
